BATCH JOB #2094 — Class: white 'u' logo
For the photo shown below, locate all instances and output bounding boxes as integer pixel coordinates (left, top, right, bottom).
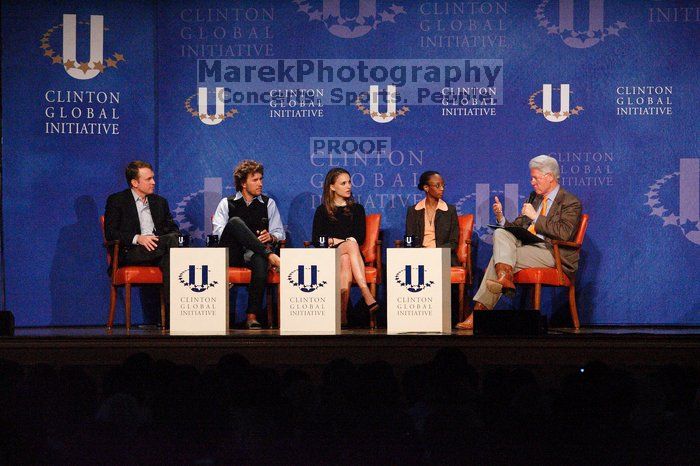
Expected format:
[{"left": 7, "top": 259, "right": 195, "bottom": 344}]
[
  {"left": 62, "top": 14, "right": 104, "bottom": 80},
  {"left": 559, "top": 0, "right": 605, "bottom": 49},
  {"left": 369, "top": 85, "right": 397, "bottom": 124},
  {"left": 198, "top": 87, "right": 225, "bottom": 126},
  {"left": 542, "top": 84, "right": 570, "bottom": 123}
]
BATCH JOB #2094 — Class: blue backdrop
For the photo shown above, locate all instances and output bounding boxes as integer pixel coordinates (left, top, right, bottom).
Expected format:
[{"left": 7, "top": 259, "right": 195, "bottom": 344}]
[{"left": 2, "top": 0, "right": 698, "bottom": 326}]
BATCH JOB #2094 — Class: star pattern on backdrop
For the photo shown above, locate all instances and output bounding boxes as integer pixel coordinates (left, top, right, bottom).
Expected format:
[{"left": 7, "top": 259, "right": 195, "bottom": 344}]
[
  {"left": 39, "top": 22, "right": 125, "bottom": 75},
  {"left": 535, "top": 0, "right": 627, "bottom": 45},
  {"left": 645, "top": 172, "right": 700, "bottom": 244},
  {"left": 294, "top": 1, "right": 406, "bottom": 32}
]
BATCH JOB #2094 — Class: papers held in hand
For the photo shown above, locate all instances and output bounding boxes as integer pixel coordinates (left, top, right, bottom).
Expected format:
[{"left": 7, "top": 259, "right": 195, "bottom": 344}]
[{"left": 487, "top": 225, "right": 544, "bottom": 245}]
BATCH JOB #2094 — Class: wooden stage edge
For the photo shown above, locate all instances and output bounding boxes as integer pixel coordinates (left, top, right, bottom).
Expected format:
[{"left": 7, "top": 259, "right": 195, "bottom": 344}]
[{"left": 1, "top": 326, "right": 699, "bottom": 376}]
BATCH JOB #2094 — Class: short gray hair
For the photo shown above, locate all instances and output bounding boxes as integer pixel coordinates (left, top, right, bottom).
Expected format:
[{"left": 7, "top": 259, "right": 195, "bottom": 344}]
[{"left": 529, "top": 155, "right": 560, "bottom": 180}]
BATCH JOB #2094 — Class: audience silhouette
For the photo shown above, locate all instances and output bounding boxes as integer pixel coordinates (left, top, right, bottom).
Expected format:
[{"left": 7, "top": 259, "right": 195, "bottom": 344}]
[{"left": 0, "top": 351, "right": 697, "bottom": 463}]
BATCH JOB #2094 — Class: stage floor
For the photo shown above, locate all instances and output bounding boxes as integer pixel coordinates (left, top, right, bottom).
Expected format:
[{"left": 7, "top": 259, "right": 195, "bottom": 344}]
[
  {"left": 10, "top": 325, "right": 700, "bottom": 337},
  {"left": 1, "top": 326, "right": 698, "bottom": 380}
]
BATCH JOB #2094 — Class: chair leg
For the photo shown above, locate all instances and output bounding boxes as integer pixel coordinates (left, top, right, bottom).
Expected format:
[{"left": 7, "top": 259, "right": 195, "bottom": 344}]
[
  {"left": 108, "top": 285, "right": 117, "bottom": 328},
  {"left": 532, "top": 283, "right": 542, "bottom": 310},
  {"left": 568, "top": 285, "right": 580, "bottom": 330},
  {"left": 159, "top": 287, "right": 166, "bottom": 329},
  {"left": 276, "top": 284, "right": 281, "bottom": 330},
  {"left": 125, "top": 284, "right": 132, "bottom": 330},
  {"left": 458, "top": 283, "right": 465, "bottom": 322},
  {"left": 266, "top": 286, "right": 273, "bottom": 329},
  {"left": 369, "top": 283, "right": 377, "bottom": 329},
  {"left": 340, "top": 289, "right": 349, "bottom": 326}
]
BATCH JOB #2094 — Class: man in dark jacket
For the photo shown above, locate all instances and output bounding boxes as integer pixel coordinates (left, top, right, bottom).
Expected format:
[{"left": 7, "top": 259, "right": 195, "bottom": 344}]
[{"left": 104, "top": 160, "right": 179, "bottom": 310}]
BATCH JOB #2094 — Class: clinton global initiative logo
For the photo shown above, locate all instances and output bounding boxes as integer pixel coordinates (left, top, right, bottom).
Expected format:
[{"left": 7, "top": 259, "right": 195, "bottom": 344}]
[
  {"left": 552, "top": 151, "right": 614, "bottom": 189},
  {"left": 354, "top": 85, "right": 409, "bottom": 123},
  {"left": 529, "top": 84, "right": 583, "bottom": 123},
  {"left": 616, "top": 85, "right": 673, "bottom": 116},
  {"left": 294, "top": 0, "right": 406, "bottom": 39},
  {"left": 646, "top": 158, "right": 700, "bottom": 245},
  {"left": 179, "top": 265, "right": 219, "bottom": 293},
  {"left": 456, "top": 183, "right": 525, "bottom": 245},
  {"left": 535, "top": 0, "right": 627, "bottom": 48},
  {"left": 395, "top": 265, "right": 434, "bottom": 293},
  {"left": 41, "top": 14, "right": 125, "bottom": 80},
  {"left": 288, "top": 265, "right": 327, "bottom": 292},
  {"left": 648, "top": 3, "right": 700, "bottom": 24},
  {"left": 184, "top": 88, "right": 238, "bottom": 126},
  {"left": 419, "top": 1, "right": 510, "bottom": 49}
]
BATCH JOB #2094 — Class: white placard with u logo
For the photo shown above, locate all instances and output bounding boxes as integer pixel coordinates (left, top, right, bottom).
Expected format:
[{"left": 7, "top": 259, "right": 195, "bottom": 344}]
[
  {"left": 170, "top": 247, "right": 229, "bottom": 335},
  {"left": 387, "top": 248, "right": 451, "bottom": 334},
  {"left": 280, "top": 248, "right": 341, "bottom": 334}
]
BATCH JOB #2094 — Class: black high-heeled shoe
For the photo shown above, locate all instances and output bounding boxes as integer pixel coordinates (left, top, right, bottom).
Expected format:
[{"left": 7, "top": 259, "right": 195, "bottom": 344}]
[
  {"left": 367, "top": 301, "right": 380, "bottom": 315},
  {"left": 366, "top": 301, "right": 381, "bottom": 329}
]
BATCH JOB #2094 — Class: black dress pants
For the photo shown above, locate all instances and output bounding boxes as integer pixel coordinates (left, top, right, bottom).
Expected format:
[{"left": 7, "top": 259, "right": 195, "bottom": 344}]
[
  {"left": 219, "top": 217, "right": 271, "bottom": 317},
  {"left": 122, "top": 232, "right": 179, "bottom": 305}
]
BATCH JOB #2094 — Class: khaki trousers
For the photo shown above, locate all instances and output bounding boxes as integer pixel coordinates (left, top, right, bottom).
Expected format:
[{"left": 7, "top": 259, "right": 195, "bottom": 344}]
[{"left": 473, "top": 228, "right": 555, "bottom": 309}]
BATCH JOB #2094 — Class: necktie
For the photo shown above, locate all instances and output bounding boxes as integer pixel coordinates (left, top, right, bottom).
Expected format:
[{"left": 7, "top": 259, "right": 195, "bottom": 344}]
[{"left": 528, "top": 197, "right": 547, "bottom": 234}]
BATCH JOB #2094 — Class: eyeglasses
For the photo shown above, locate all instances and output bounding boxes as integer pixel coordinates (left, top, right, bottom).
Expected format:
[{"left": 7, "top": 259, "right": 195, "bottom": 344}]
[
  {"left": 530, "top": 173, "right": 551, "bottom": 182},
  {"left": 427, "top": 183, "right": 446, "bottom": 189}
]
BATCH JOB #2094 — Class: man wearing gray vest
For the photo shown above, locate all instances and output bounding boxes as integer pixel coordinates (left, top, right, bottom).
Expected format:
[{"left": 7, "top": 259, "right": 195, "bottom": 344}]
[{"left": 212, "top": 160, "right": 284, "bottom": 329}]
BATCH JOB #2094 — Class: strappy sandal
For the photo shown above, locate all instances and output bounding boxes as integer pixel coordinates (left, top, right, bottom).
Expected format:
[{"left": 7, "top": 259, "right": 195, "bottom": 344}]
[{"left": 367, "top": 301, "right": 380, "bottom": 317}]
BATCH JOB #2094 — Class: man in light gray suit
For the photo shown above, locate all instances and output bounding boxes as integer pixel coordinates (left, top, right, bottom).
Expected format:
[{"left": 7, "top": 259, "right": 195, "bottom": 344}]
[{"left": 457, "top": 155, "right": 583, "bottom": 329}]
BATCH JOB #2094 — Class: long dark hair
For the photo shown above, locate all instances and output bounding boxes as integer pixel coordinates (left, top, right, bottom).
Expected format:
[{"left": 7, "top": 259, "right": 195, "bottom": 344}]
[{"left": 322, "top": 168, "right": 354, "bottom": 220}]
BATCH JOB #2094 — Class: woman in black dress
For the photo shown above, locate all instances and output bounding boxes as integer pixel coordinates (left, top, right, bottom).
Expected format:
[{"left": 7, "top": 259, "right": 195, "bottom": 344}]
[{"left": 312, "top": 168, "right": 379, "bottom": 325}]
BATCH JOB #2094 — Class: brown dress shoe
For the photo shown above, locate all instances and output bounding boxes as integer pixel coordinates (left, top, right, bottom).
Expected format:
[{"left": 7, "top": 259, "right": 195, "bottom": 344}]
[
  {"left": 486, "top": 263, "right": 516, "bottom": 297},
  {"left": 455, "top": 302, "right": 489, "bottom": 329},
  {"left": 472, "top": 302, "right": 488, "bottom": 311}
]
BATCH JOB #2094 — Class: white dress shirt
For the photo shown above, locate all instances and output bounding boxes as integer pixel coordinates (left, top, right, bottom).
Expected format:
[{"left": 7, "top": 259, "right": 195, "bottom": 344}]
[
  {"left": 212, "top": 192, "right": 285, "bottom": 241},
  {"left": 131, "top": 189, "right": 155, "bottom": 244}
]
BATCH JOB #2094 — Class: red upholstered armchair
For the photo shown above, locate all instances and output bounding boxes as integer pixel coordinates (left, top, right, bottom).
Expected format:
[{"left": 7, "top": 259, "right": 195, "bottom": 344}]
[
  {"left": 358, "top": 213, "right": 382, "bottom": 288},
  {"left": 101, "top": 216, "right": 165, "bottom": 330},
  {"left": 513, "top": 214, "right": 589, "bottom": 329},
  {"left": 452, "top": 214, "right": 474, "bottom": 323}
]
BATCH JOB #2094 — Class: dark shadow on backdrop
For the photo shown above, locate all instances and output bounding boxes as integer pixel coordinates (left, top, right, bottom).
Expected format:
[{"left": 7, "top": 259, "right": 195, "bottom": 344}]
[
  {"left": 286, "top": 191, "right": 315, "bottom": 248},
  {"left": 50, "top": 195, "right": 109, "bottom": 325},
  {"left": 49, "top": 196, "right": 161, "bottom": 326},
  {"left": 568, "top": 236, "right": 599, "bottom": 326}
]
